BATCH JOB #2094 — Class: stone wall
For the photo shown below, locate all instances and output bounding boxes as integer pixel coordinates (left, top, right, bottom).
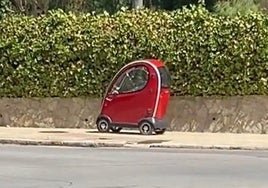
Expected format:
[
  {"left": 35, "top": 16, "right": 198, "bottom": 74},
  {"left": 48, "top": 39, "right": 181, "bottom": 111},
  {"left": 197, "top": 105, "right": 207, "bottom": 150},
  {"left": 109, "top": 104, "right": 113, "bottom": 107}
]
[
  {"left": 0, "top": 98, "right": 100, "bottom": 129},
  {"left": 0, "top": 96, "right": 268, "bottom": 133},
  {"left": 168, "top": 96, "right": 268, "bottom": 134}
]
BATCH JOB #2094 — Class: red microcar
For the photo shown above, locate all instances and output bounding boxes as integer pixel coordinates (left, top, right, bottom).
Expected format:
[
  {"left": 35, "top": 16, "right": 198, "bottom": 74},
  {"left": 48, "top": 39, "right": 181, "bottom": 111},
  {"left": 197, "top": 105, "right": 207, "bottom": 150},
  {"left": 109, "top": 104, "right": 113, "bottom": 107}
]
[{"left": 96, "top": 59, "right": 171, "bottom": 135}]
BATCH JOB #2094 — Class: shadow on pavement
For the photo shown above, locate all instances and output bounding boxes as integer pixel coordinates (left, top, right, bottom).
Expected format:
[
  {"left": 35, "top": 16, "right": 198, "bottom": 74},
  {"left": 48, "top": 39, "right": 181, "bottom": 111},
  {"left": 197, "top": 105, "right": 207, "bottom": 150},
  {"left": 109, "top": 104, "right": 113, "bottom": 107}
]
[
  {"left": 39, "top": 131, "right": 68, "bottom": 134},
  {"left": 86, "top": 130, "right": 143, "bottom": 136}
]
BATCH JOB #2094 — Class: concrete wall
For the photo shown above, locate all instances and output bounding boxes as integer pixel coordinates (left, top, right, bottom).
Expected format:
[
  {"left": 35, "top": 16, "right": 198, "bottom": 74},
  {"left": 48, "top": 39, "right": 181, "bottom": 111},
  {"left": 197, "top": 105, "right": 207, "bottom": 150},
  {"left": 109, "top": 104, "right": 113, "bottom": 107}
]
[{"left": 0, "top": 96, "right": 268, "bottom": 133}]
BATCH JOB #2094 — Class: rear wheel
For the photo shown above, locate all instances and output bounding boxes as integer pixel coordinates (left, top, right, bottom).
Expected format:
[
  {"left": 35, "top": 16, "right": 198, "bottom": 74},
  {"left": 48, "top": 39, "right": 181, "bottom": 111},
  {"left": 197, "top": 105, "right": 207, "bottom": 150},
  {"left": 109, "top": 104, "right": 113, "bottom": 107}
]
[
  {"left": 155, "top": 129, "right": 166, "bottom": 135},
  {"left": 139, "top": 121, "right": 153, "bottom": 135},
  {"left": 96, "top": 118, "right": 110, "bottom": 133},
  {"left": 110, "top": 126, "right": 122, "bottom": 133}
]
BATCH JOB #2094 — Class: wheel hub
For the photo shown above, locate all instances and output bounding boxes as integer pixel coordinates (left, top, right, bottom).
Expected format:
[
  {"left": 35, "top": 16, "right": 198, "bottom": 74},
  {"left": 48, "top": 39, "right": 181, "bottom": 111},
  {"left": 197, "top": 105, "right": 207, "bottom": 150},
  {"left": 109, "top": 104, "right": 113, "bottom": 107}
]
[
  {"left": 100, "top": 122, "right": 107, "bottom": 129},
  {"left": 143, "top": 124, "right": 149, "bottom": 132}
]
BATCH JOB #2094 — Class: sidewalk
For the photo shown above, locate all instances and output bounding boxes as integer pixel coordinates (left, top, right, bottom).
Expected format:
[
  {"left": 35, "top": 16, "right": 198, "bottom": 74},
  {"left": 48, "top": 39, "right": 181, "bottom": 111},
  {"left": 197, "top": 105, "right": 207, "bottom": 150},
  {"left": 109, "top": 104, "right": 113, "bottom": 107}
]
[{"left": 1, "top": 127, "right": 268, "bottom": 150}]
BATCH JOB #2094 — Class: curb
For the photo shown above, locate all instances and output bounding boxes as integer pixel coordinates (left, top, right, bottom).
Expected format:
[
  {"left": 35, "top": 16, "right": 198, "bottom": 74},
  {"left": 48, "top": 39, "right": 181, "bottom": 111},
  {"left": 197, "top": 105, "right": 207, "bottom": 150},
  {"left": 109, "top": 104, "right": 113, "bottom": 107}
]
[
  {"left": 1, "top": 139, "right": 268, "bottom": 150},
  {"left": 149, "top": 144, "right": 268, "bottom": 151},
  {"left": 0, "top": 139, "right": 125, "bottom": 148}
]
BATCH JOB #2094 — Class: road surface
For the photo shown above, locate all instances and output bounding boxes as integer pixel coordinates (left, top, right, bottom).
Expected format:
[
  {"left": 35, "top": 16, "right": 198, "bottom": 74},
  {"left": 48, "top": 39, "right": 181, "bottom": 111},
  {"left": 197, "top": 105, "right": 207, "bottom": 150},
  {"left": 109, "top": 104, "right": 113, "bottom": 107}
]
[{"left": 0, "top": 145, "right": 268, "bottom": 188}]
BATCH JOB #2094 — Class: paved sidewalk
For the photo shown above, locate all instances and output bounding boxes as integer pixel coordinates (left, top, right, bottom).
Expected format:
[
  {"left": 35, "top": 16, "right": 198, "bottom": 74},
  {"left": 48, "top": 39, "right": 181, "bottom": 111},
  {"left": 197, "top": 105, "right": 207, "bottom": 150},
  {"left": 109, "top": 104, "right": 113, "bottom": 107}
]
[{"left": 0, "top": 127, "right": 268, "bottom": 150}]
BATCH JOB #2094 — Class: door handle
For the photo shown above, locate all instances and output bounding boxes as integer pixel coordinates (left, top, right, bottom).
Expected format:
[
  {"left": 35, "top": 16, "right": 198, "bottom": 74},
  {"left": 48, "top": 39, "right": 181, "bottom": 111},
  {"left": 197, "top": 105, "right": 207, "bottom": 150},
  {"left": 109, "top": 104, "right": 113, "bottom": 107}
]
[
  {"left": 106, "top": 94, "right": 116, "bottom": 101},
  {"left": 106, "top": 97, "right": 113, "bottom": 102}
]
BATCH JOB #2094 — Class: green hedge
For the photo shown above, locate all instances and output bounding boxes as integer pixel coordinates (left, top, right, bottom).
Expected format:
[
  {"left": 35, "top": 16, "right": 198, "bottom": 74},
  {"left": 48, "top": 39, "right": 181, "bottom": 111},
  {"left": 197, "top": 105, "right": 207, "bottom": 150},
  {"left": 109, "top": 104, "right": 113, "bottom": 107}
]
[{"left": 0, "top": 5, "right": 268, "bottom": 97}]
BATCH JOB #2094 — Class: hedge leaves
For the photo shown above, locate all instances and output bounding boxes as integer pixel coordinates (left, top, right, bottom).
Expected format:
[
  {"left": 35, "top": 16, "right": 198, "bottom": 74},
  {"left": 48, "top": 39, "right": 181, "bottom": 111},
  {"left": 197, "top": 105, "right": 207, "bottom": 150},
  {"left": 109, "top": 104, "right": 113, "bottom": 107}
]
[{"left": 0, "top": 5, "right": 268, "bottom": 97}]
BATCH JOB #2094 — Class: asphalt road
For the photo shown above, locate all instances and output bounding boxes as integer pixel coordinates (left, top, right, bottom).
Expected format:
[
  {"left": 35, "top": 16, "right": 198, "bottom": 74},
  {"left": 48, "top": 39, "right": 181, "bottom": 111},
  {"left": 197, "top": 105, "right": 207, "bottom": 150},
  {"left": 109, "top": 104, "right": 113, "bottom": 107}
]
[{"left": 0, "top": 145, "right": 268, "bottom": 188}]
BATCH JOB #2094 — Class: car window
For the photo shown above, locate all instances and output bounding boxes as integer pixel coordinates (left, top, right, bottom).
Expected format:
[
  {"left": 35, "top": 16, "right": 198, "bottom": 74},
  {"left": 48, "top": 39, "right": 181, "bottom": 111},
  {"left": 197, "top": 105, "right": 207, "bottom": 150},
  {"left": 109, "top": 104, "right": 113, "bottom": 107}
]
[
  {"left": 112, "top": 66, "right": 149, "bottom": 94},
  {"left": 158, "top": 66, "right": 171, "bottom": 88}
]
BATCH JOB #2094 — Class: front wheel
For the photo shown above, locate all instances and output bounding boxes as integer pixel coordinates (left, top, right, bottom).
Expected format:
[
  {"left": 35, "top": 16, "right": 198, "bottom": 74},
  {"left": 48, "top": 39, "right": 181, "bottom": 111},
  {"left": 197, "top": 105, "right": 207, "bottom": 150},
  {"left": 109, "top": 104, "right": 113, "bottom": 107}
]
[
  {"left": 96, "top": 118, "right": 110, "bottom": 133},
  {"left": 139, "top": 121, "right": 153, "bottom": 135}
]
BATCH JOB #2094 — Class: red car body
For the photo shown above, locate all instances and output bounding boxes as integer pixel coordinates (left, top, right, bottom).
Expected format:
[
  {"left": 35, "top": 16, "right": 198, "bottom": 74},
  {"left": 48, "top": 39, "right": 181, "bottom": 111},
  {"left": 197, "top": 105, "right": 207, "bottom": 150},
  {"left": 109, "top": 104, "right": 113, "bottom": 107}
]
[{"left": 96, "top": 59, "right": 171, "bottom": 135}]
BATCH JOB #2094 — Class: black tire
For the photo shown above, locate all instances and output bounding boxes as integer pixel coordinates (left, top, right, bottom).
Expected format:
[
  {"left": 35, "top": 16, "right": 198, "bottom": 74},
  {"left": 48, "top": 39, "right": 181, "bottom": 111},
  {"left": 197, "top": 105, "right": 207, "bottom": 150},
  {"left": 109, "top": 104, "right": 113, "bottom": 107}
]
[
  {"left": 110, "top": 126, "right": 122, "bottom": 133},
  {"left": 96, "top": 118, "right": 110, "bottom": 133},
  {"left": 155, "top": 129, "right": 166, "bottom": 135},
  {"left": 139, "top": 121, "right": 153, "bottom": 135}
]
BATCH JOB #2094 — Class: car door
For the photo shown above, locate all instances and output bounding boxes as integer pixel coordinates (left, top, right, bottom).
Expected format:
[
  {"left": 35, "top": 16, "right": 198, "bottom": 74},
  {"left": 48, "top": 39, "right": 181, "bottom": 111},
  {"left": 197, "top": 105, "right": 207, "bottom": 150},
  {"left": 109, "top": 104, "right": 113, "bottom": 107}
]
[{"left": 102, "top": 65, "right": 158, "bottom": 125}]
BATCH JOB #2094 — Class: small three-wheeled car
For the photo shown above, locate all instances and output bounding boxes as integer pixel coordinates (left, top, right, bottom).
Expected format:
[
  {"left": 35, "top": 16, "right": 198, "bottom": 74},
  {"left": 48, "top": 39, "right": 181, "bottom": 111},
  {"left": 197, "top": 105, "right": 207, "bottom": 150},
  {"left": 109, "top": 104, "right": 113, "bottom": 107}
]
[{"left": 96, "top": 59, "right": 171, "bottom": 135}]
